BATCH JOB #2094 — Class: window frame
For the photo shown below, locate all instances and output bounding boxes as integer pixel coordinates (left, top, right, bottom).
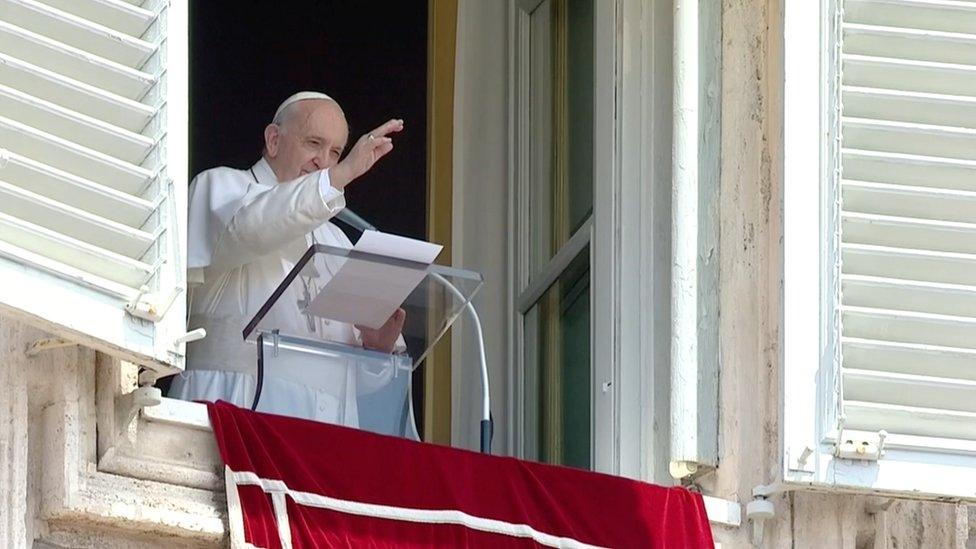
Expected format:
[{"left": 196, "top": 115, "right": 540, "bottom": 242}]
[
  {"left": 782, "top": 0, "right": 976, "bottom": 502},
  {"left": 508, "top": 0, "right": 668, "bottom": 478},
  {"left": 510, "top": 0, "right": 617, "bottom": 471}
]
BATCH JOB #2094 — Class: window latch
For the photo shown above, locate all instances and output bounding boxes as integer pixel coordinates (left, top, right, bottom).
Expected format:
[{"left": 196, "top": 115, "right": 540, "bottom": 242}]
[
  {"left": 834, "top": 429, "right": 887, "bottom": 461},
  {"left": 126, "top": 285, "right": 183, "bottom": 322}
]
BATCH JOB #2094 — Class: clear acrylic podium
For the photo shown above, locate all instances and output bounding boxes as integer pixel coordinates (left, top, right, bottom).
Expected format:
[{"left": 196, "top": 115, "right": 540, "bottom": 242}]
[{"left": 241, "top": 244, "right": 483, "bottom": 439}]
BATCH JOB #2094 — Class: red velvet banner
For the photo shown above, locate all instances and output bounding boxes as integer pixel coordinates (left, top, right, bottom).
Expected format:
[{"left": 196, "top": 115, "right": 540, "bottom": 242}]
[{"left": 207, "top": 401, "right": 714, "bottom": 548}]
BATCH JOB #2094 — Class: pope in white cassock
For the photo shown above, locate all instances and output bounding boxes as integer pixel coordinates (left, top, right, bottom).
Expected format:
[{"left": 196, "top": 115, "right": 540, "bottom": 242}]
[{"left": 169, "top": 92, "right": 412, "bottom": 432}]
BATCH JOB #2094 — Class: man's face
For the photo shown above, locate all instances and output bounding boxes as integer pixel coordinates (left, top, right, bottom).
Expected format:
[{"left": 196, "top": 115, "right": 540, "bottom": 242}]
[{"left": 264, "top": 100, "right": 349, "bottom": 182}]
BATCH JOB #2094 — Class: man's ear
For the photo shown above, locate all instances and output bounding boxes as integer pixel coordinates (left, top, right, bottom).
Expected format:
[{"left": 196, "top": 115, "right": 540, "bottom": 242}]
[{"left": 264, "top": 124, "right": 280, "bottom": 157}]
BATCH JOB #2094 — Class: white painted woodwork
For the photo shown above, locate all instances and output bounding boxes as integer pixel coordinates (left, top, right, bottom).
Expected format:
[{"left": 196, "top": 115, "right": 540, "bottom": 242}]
[
  {"left": 838, "top": 0, "right": 976, "bottom": 445},
  {"left": 0, "top": 0, "right": 187, "bottom": 371}
]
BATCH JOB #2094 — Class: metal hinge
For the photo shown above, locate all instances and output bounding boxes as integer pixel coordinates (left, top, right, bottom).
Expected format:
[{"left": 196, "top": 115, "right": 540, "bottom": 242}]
[{"left": 24, "top": 337, "right": 78, "bottom": 357}]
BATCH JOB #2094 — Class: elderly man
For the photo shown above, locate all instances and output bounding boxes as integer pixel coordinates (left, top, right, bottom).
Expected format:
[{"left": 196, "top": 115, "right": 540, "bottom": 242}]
[{"left": 169, "top": 92, "right": 407, "bottom": 428}]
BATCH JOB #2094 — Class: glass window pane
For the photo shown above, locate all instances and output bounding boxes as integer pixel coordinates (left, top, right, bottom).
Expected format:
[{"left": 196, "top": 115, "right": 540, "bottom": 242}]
[
  {"left": 527, "top": 0, "right": 594, "bottom": 278},
  {"left": 528, "top": 0, "right": 554, "bottom": 277},
  {"left": 566, "top": 0, "right": 594, "bottom": 234},
  {"left": 523, "top": 247, "right": 591, "bottom": 469}
]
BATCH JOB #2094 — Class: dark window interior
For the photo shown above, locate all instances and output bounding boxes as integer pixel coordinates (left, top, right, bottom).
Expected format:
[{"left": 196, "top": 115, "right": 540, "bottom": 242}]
[
  {"left": 189, "top": 1, "right": 428, "bottom": 240},
  {"left": 183, "top": 1, "right": 429, "bottom": 432}
]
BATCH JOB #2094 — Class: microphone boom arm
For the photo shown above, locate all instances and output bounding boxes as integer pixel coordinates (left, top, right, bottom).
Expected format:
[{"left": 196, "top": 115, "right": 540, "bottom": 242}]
[
  {"left": 338, "top": 207, "right": 492, "bottom": 453},
  {"left": 430, "top": 272, "right": 492, "bottom": 454}
]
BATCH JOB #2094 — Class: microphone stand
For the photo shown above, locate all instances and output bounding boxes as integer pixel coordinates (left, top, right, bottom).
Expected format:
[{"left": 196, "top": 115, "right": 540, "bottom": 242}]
[
  {"left": 430, "top": 272, "right": 492, "bottom": 454},
  {"left": 337, "top": 210, "right": 493, "bottom": 454}
]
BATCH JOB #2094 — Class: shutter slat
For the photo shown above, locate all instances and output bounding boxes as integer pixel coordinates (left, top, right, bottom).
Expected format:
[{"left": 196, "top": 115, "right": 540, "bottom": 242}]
[
  {"left": 0, "top": 179, "right": 155, "bottom": 258},
  {"left": 844, "top": 401, "right": 976, "bottom": 440},
  {"left": 843, "top": 23, "right": 976, "bottom": 65},
  {"left": 0, "top": 116, "right": 152, "bottom": 195},
  {"left": 36, "top": 0, "right": 156, "bottom": 37},
  {"left": 843, "top": 86, "right": 976, "bottom": 128},
  {"left": 0, "top": 212, "right": 152, "bottom": 287},
  {"left": 843, "top": 117, "right": 976, "bottom": 161},
  {"left": 844, "top": 305, "right": 976, "bottom": 350},
  {"left": 842, "top": 212, "right": 976, "bottom": 254},
  {"left": 845, "top": 369, "right": 976, "bottom": 413},
  {"left": 0, "top": 152, "right": 154, "bottom": 227},
  {"left": 843, "top": 54, "right": 976, "bottom": 96},
  {"left": 846, "top": 0, "right": 976, "bottom": 31},
  {"left": 843, "top": 337, "right": 976, "bottom": 381},
  {"left": 842, "top": 148, "right": 976, "bottom": 191},
  {"left": 0, "top": 20, "right": 154, "bottom": 100},
  {"left": 0, "top": 53, "right": 154, "bottom": 131},
  {"left": 0, "top": 84, "right": 153, "bottom": 162},
  {"left": 1, "top": 0, "right": 155, "bottom": 69},
  {"left": 843, "top": 180, "right": 976, "bottom": 223},
  {"left": 844, "top": 274, "right": 976, "bottom": 319},
  {"left": 843, "top": 243, "right": 976, "bottom": 286},
  {"left": 0, "top": 239, "right": 137, "bottom": 299},
  {"left": 845, "top": 0, "right": 976, "bottom": 35}
]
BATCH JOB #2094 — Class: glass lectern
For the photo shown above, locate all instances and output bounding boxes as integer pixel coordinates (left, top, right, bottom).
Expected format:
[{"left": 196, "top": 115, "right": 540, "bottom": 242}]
[{"left": 241, "top": 244, "right": 483, "bottom": 439}]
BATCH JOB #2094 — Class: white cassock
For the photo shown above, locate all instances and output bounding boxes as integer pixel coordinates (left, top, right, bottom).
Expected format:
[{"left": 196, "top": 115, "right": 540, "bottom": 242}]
[{"left": 169, "top": 158, "right": 414, "bottom": 434}]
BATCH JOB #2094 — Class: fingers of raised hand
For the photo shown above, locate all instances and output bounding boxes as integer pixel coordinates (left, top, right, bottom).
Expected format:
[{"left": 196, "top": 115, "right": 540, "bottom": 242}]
[
  {"left": 372, "top": 139, "right": 394, "bottom": 160},
  {"left": 359, "top": 132, "right": 390, "bottom": 152},
  {"left": 369, "top": 119, "right": 404, "bottom": 140}
]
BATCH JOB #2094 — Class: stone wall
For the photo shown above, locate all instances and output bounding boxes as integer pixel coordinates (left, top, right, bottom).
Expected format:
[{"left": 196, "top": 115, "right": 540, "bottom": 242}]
[{"left": 0, "top": 319, "right": 224, "bottom": 548}]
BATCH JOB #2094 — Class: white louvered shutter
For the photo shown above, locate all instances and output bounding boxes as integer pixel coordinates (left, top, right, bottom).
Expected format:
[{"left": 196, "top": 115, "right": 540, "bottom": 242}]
[
  {"left": 0, "top": 0, "right": 188, "bottom": 372},
  {"left": 840, "top": 0, "right": 976, "bottom": 445},
  {"left": 784, "top": 0, "right": 976, "bottom": 500},
  {"left": 838, "top": 0, "right": 976, "bottom": 449}
]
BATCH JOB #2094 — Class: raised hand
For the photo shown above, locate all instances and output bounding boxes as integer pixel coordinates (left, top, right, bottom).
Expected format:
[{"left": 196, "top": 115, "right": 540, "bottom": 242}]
[
  {"left": 358, "top": 308, "right": 406, "bottom": 354},
  {"left": 330, "top": 119, "right": 404, "bottom": 190}
]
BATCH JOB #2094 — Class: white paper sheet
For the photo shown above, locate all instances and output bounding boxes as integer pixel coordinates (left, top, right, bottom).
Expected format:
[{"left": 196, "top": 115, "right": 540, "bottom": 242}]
[
  {"left": 354, "top": 230, "right": 442, "bottom": 263},
  {"left": 305, "top": 232, "right": 443, "bottom": 329}
]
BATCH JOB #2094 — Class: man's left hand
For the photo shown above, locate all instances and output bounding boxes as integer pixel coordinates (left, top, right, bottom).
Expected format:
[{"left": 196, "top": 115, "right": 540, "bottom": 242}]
[{"left": 358, "top": 308, "right": 406, "bottom": 353}]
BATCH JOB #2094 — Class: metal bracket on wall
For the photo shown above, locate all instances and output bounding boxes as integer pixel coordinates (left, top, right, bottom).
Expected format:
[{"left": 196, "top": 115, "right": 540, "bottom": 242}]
[{"left": 25, "top": 337, "right": 78, "bottom": 358}]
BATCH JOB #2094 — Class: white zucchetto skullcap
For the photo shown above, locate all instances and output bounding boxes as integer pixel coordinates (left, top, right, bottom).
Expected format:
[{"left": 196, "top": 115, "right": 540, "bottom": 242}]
[{"left": 272, "top": 91, "right": 335, "bottom": 123}]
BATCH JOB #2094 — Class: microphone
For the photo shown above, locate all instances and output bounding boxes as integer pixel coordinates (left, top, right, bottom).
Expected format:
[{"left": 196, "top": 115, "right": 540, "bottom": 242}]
[{"left": 335, "top": 208, "right": 377, "bottom": 233}]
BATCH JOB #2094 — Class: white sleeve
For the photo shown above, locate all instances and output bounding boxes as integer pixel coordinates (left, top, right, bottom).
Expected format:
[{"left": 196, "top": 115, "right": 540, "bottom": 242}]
[
  {"left": 187, "top": 168, "right": 248, "bottom": 284},
  {"left": 207, "top": 169, "right": 345, "bottom": 275}
]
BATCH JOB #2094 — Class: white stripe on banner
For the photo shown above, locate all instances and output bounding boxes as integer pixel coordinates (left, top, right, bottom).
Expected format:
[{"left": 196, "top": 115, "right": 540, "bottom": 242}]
[
  {"left": 225, "top": 465, "right": 262, "bottom": 549},
  {"left": 270, "top": 492, "right": 293, "bottom": 549},
  {"left": 227, "top": 469, "right": 607, "bottom": 549}
]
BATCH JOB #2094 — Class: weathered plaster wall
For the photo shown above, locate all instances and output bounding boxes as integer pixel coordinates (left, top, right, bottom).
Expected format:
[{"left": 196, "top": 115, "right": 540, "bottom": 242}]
[
  {"left": 0, "top": 319, "right": 31, "bottom": 547},
  {"left": 708, "top": 0, "right": 975, "bottom": 547}
]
